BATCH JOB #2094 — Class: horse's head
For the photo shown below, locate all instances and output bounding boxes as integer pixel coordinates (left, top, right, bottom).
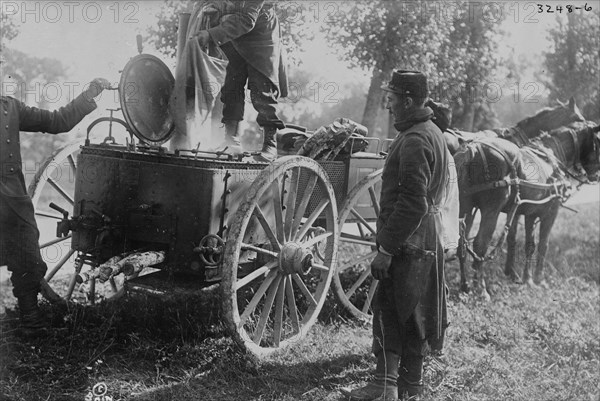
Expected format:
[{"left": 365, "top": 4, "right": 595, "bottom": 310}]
[
  {"left": 578, "top": 122, "right": 600, "bottom": 182},
  {"left": 517, "top": 97, "right": 585, "bottom": 135}
]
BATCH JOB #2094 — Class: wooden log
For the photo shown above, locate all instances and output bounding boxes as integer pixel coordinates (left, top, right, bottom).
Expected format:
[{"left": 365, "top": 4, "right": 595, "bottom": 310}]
[
  {"left": 77, "top": 251, "right": 165, "bottom": 284},
  {"left": 121, "top": 251, "right": 166, "bottom": 276}
]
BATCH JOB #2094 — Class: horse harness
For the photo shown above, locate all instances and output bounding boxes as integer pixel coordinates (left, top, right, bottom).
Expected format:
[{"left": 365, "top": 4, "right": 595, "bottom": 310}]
[
  {"left": 496, "top": 126, "right": 529, "bottom": 147},
  {"left": 461, "top": 140, "right": 572, "bottom": 263}
]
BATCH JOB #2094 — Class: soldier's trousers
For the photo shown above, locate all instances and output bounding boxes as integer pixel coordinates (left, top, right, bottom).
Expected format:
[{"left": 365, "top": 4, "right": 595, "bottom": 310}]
[
  {"left": 372, "top": 274, "right": 427, "bottom": 382},
  {"left": 0, "top": 193, "right": 47, "bottom": 298},
  {"left": 220, "top": 43, "right": 284, "bottom": 129}
]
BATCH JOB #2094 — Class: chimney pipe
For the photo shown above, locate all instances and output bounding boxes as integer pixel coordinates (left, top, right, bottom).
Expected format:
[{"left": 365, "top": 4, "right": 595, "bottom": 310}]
[{"left": 176, "top": 13, "right": 192, "bottom": 65}]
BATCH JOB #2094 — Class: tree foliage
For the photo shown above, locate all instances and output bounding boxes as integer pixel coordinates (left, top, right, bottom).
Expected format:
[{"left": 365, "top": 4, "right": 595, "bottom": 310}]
[
  {"left": 323, "top": 1, "right": 505, "bottom": 134},
  {"left": 149, "top": 0, "right": 313, "bottom": 64},
  {"left": 0, "top": 8, "right": 19, "bottom": 46},
  {"left": 544, "top": 10, "right": 600, "bottom": 121},
  {"left": 148, "top": 0, "right": 193, "bottom": 59}
]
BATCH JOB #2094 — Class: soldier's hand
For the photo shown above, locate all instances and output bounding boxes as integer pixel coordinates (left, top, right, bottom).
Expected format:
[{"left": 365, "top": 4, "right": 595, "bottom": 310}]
[
  {"left": 371, "top": 251, "right": 393, "bottom": 280},
  {"left": 193, "top": 30, "right": 210, "bottom": 48},
  {"left": 84, "top": 78, "right": 111, "bottom": 100}
]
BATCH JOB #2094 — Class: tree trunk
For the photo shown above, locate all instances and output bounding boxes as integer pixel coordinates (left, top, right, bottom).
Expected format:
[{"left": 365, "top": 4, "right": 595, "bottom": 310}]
[
  {"left": 459, "top": 100, "right": 476, "bottom": 131},
  {"left": 361, "top": 66, "right": 391, "bottom": 138}
]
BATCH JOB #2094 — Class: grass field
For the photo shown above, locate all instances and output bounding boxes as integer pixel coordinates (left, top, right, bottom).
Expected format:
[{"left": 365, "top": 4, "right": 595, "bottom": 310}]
[{"left": 0, "top": 202, "right": 598, "bottom": 401}]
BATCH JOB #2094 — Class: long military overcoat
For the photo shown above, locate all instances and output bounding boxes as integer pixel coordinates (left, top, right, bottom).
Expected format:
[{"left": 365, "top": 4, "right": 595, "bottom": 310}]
[{"left": 376, "top": 110, "right": 451, "bottom": 343}]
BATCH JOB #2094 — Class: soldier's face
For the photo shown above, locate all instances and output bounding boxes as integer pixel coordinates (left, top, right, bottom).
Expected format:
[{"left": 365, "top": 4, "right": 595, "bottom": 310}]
[{"left": 386, "top": 93, "right": 410, "bottom": 121}]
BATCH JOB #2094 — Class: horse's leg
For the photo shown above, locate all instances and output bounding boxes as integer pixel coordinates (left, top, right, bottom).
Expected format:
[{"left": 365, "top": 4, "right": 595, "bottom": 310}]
[
  {"left": 505, "top": 214, "right": 522, "bottom": 283},
  {"left": 522, "top": 215, "right": 536, "bottom": 286},
  {"left": 458, "top": 209, "right": 476, "bottom": 293},
  {"left": 534, "top": 202, "right": 560, "bottom": 288},
  {"left": 472, "top": 207, "right": 501, "bottom": 301}
]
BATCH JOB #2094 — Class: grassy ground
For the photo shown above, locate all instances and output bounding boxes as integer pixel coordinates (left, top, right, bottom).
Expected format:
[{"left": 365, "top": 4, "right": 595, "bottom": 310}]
[{"left": 1, "top": 202, "right": 598, "bottom": 401}]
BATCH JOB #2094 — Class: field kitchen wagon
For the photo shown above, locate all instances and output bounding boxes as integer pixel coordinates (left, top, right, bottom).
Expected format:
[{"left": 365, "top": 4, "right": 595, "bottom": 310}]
[{"left": 29, "top": 41, "right": 388, "bottom": 356}]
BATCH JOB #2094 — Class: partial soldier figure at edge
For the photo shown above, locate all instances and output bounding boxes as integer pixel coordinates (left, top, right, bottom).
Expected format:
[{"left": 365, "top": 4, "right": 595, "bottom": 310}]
[
  {"left": 342, "top": 70, "right": 458, "bottom": 401},
  {"left": 0, "top": 51, "right": 110, "bottom": 336},
  {"left": 192, "top": 0, "right": 288, "bottom": 161}
]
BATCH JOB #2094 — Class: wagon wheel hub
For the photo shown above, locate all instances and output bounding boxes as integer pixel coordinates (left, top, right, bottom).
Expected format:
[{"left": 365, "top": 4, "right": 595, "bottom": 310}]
[{"left": 278, "top": 242, "right": 313, "bottom": 275}]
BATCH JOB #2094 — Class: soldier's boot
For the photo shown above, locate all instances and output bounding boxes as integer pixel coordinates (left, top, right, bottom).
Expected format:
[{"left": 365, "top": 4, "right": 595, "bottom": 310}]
[
  {"left": 253, "top": 126, "right": 278, "bottom": 162},
  {"left": 217, "top": 120, "right": 243, "bottom": 154},
  {"left": 397, "top": 355, "right": 424, "bottom": 400},
  {"left": 17, "top": 292, "right": 48, "bottom": 337},
  {"left": 340, "top": 351, "right": 399, "bottom": 401}
]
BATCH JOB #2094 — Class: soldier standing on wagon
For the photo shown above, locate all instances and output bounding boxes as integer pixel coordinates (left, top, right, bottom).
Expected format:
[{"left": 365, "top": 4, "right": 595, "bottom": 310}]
[
  {"left": 342, "top": 70, "right": 456, "bottom": 400},
  {"left": 191, "top": 0, "right": 288, "bottom": 161},
  {"left": 0, "top": 53, "right": 109, "bottom": 335}
]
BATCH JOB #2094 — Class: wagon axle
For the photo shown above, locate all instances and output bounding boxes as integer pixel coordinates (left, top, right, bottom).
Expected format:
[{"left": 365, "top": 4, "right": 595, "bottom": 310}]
[{"left": 278, "top": 242, "right": 313, "bottom": 275}]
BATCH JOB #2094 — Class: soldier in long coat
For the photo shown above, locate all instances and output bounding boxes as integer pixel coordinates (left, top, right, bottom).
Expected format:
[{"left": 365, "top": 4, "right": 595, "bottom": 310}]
[
  {"left": 0, "top": 69, "right": 109, "bottom": 335},
  {"left": 343, "top": 70, "right": 455, "bottom": 401},
  {"left": 193, "top": 0, "right": 288, "bottom": 161}
]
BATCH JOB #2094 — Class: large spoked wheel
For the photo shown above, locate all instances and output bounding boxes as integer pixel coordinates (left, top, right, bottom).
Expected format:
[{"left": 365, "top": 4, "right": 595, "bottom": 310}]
[
  {"left": 334, "top": 170, "right": 382, "bottom": 322},
  {"left": 28, "top": 139, "right": 125, "bottom": 303},
  {"left": 222, "top": 156, "right": 339, "bottom": 356}
]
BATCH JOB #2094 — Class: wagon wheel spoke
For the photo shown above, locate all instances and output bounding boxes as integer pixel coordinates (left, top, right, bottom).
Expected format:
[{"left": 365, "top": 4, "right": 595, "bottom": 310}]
[
  {"left": 283, "top": 168, "right": 300, "bottom": 241},
  {"left": 362, "top": 280, "right": 378, "bottom": 314},
  {"left": 350, "top": 208, "right": 377, "bottom": 236},
  {"left": 334, "top": 169, "right": 382, "bottom": 321},
  {"left": 35, "top": 211, "right": 63, "bottom": 220},
  {"left": 300, "top": 232, "right": 332, "bottom": 249},
  {"left": 67, "top": 153, "right": 77, "bottom": 171},
  {"left": 357, "top": 221, "right": 366, "bottom": 239},
  {"left": 285, "top": 277, "right": 300, "bottom": 335},
  {"left": 270, "top": 179, "right": 286, "bottom": 243},
  {"left": 345, "top": 267, "right": 371, "bottom": 299},
  {"left": 44, "top": 248, "right": 75, "bottom": 281},
  {"left": 295, "top": 198, "right": 331, "bottom": 241},
  {"left": 340, "top": 234, "right": 376, "bottom": 247},
  {"left": 368, "top": 187, "right": 380, "bottom": 217},
  {"left": 252, "top": 274, "right": 282, "bottom": 345},
  {"left": 239, "top": 270, "right": 278, "bottom": 324},
  {"left": 235, "top": 261, "right": 278, "bottom": 290},
  {"left": 39, "top": 234, "right": 71, "bottom": 249},
  {"left": 336, "top": 250, "right": 378, "bottom": 273},
  {"left": 290, "top": 174, "right": 318, "bottom": 237},
  {"left": 272, "top": 276, "right": 287, "bottom": 347},
  {"left": 252, "top": 206, "right": 281, "bottom": 250},
  {"left": 292, "top": 273, "right": 317, "bottom": 307},
  {"left": 240, "top": 242, "right": 279, "bottom": 258},
  {"left": 47, "top": 177, "right": 74, "bottom": 205}
]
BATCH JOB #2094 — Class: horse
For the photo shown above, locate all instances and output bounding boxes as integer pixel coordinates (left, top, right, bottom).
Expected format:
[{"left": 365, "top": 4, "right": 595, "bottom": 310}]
[
  {"left": 443, "top": 97, "right": 585, "bottom": 154},
  {"left": 454, "top": 121, "right": 600, "bottom": 299}
]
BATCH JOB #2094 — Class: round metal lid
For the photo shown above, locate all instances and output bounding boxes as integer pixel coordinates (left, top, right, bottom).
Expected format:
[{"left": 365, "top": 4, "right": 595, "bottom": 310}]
[{"left": 119, "top": 54, "right": 175, "bottom": 145}]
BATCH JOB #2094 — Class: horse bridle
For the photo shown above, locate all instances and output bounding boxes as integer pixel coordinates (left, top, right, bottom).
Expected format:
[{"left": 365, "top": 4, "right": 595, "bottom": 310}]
[{"left": 548, "top": 125, "right": 600, "bottom": 186}]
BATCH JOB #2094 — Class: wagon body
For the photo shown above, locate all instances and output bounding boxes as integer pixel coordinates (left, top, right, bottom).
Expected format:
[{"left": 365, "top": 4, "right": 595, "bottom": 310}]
[
  {"left": 71, "top": 145, "right": 264, "bottom": 276},
  {"left": 69, "top": 144, "right": 384, "bottom": 283}
]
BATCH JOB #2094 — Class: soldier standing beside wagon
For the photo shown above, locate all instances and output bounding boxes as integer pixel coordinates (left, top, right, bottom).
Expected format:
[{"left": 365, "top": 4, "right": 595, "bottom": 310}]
[
  {"left": 0, "top": 53, "right": 109, "bottom": 335},
  {"left": 343, "top": 70, "right": 456, "bottom": 401}
]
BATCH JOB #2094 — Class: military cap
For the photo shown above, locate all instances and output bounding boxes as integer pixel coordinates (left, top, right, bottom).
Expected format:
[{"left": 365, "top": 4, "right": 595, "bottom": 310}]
[{"left": 381, "top": 69, "right": 429, "bottom": 98}]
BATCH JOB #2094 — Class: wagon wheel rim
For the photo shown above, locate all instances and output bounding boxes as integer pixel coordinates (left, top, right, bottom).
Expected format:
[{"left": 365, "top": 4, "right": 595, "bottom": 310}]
[
  {"left": 221, "top": 156, "right": 339, "bottom": 356},
  {"left": 334, "top": 169, "right": 382, "bottom": 322},
  {"left": 28, "top": 139, "right": 125, "bottom": 303}
]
